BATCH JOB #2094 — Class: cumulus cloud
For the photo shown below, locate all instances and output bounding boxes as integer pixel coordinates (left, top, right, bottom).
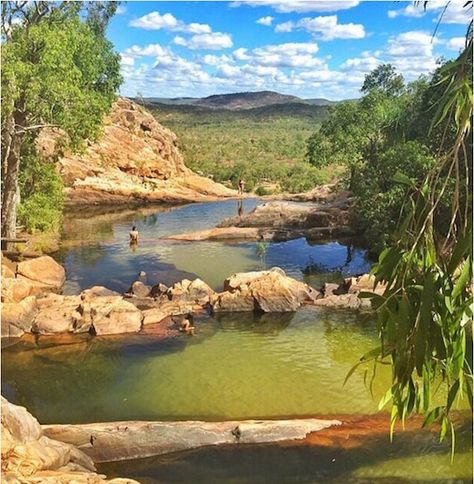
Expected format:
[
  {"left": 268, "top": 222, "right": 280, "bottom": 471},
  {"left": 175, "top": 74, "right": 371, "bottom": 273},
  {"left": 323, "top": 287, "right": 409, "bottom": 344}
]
[
  {"left": 120, "top": 54, "right": 135, "bottom": 66},
  {"left": 129, "top": 11, "right": 211, "bottom": 34},
  {"left": 231, "top": 1, "right": 360, "bottom": 13},
  {"left": 275, "top": 15, "right": 365, "bottom": 40},
  {"left": 340, "top": 31, "right": 441, "bottom": 82},
  {"left": 388, "top": 1, "right": 472, "bottom": 24},
  {"left": 446, "top": 36, "right": 466, "bottom": 51},
  {"left": 233, "top": 48, "right": 251, "bottom": 60},
  {"left": 124, "top": 44, "right": 171, "bottom": 57},
  {"left": 257, "top": 16, "right": 274, "bottom": 26},
  {"left": 174, "top": 32, "right": 233, "bottom": 50}
]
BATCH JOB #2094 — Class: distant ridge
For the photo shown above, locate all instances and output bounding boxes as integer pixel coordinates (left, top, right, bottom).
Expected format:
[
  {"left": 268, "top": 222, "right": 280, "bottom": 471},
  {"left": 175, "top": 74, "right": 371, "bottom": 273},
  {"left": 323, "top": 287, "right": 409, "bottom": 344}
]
[{"left": 138, "top": 90, "right": 335, "bottom": 111}]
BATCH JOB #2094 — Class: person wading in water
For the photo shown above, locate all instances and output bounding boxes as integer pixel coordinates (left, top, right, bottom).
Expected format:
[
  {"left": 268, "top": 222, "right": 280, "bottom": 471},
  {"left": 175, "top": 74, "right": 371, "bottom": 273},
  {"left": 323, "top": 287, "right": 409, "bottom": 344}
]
[
  {"left": 238, "top": 178, "right": 245, "bottom": 196},
  {"left": 129, "top": 226, "right": 139, "bottom": 244}
]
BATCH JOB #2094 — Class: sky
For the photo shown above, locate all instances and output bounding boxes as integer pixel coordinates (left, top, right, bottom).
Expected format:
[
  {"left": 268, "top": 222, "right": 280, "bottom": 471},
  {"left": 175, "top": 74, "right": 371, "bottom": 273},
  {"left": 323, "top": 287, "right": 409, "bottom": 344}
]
[{"left": 107, "top": 1, "right": 472, "bottom": 100}]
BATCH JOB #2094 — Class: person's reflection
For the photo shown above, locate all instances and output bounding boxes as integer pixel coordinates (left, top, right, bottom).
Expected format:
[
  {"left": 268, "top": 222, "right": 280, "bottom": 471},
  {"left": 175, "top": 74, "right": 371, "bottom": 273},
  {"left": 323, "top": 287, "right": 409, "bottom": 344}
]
[
  {"left": 237, "top": 199, "right": 244, "bottom": 218},
  {"left": 129, "top": 240, "right": 138, "bottom": 252}
]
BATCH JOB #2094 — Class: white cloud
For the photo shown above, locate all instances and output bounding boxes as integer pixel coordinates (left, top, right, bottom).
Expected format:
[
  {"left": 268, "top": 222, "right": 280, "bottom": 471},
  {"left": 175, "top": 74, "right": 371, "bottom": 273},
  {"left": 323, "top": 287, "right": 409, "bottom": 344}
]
[
  {"left": 116, "top": 5, "right": 126, "bottom": 15},
  {"left": 129, "top": 11, "right": 211, "bottom": 34},
  {"left": 199, "top": 54, "right": 235, "bottom": 66},
  {"left": 341, "top": 55, "right": 380, "bottom": 72},
  {"left": 124, "top": 44, "right": 171, "bottom": 57},
  {"left": 385, "top": 31, "right": 438, "bottom": 58},
  {"left": 388, "top": 1, "right": 472, "bottom": 24},
  {"left": 120, "top": 54, "right": 135, "bottom": 66},
  {"left": 275, "top": 15, "right": 365, "bottom": 40},
  {"left": 233, "top": 48, "right": 251, "bottom": 60},
  {"left": 257, "top": 16, "right": 274, "bottom": 26},
  {"left": 250, "top": 42, "right": 323, "bottom": 68},
  {"left": 447, "top": 36, "right": 466, "bottom": 51},
  {"left": 231, "top": 1, "right": 360, "bottom": 13},
  {"left": 173, "top": 32, "right": 233, "bottom": 50}
]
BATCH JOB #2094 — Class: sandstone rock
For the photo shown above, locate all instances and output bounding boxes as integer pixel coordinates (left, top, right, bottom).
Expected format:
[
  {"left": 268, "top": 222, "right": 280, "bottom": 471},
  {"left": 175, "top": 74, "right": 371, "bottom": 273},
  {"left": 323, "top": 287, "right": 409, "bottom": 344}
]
[
  {"left": 2, "top": 263, "right": 15, "bottom": 279},
  {"left": 17, "top": 256, "right": 66, "bottom": 292},
  {"left": 1, "top": 296, "right": 38, "bottom": 337},
  {"left": 313, "top": 293, "right": 372, "bottom": 310},
  {"left": 142, "top": 301, "right": 195, "bottom": 326},
  {"left": 1, "top": 397, "right": 137, "bottom": 482},
  {"left": 33, "top": 297, "right": 82, "bottom": 335},
  {"left": 126, "top": 280, "right": 151, "bottom": 299},
  {"left": 167, "top": 278, "right": 215, "bottom": 305},
  {"left": 38, "top": 98, "right": 237, "bottom": 206},
  {"left": 1, "top": 276, "right": 34, "bottom": 302},
  {"left": 90, "top": 298, "right": 142, "bottom": 336},
  {"left": 322, "top": 283, "right": 340, "bottom": 297},
  {"left": 43, "top": 418, "right": 341, "bottom": 463},
  {"left": 80, "top": 286, "right": 120, "bottom": 300},
  {"left": 212, "top": 288, "right": 256, "bottom": 312},
  {"left": 215, "top": 268, "right": 319, "bottom": 313}
]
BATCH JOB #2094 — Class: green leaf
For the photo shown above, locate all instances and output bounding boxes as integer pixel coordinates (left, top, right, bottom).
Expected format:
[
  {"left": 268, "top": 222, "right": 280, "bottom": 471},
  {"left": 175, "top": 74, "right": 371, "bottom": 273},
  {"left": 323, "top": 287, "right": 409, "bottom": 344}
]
[{"left": 392, "top": 171, "right": 414, "bottom": 186}]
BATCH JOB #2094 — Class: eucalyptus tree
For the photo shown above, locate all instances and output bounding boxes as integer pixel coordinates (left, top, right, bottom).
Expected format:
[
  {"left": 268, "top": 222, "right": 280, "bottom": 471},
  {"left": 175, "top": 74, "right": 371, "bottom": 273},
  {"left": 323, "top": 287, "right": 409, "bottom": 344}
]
[{"left": 1, "top": 1, "right": 122, "bottom": 238}]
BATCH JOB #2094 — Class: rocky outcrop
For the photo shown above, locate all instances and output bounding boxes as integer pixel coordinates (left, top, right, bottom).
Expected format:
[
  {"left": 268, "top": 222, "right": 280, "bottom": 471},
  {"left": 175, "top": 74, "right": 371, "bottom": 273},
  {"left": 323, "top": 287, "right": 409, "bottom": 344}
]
[
  {"left": 1, "top": 397, "right": 138, "bottom": 483},
  {"left": 38, "top": 98, "right": 236, "bottom": 206},
  {"left": 213, "top": 268, "right": 319, "bottom": 312},
  {"left": 1, "top": 256, "right": 66, "bottom": 337},
  {"left": 168, "top": 195, "right": 354, "bottom": 242},
  {"left": 43, "top": 418, "right": 341, "bottom": 464}
]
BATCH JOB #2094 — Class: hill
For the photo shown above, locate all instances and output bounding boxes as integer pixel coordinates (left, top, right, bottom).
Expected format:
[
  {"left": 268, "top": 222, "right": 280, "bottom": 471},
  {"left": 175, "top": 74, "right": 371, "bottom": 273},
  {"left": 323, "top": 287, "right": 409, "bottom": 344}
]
[{"left": 139, "top": 90, "right": 335, "bottom": 111}]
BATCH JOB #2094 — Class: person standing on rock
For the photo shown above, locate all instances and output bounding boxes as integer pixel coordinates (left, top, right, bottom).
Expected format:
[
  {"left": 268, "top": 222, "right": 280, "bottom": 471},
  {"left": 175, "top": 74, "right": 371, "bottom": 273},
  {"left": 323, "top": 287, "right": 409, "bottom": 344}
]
[
  {"left": 238, "top": 178, "right": 245, "bottom": 196},
  {"left": 129, "top": 226, "right": 139, "bottom": 244}
]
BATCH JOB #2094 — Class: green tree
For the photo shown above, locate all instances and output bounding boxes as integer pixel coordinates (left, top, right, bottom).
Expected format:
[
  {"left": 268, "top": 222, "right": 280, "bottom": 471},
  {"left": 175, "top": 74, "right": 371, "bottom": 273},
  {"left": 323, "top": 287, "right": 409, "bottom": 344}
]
[
  {"left": 1, "top": 1, "right": 122, "bottom": 239},
  {"left": 361, "top": 63, "right": 405, "bottom": 97}
]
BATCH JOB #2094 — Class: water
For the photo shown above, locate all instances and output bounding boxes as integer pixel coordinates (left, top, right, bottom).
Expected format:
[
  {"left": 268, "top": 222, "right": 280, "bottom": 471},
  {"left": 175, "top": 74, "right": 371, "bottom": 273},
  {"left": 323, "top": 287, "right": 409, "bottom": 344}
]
[
  {"left": 57, "top": 199, "right": 371, "bottom": 293},
  {"left": 2, "top": 309, "right": 384, "bottom": 423},
  {"left": 2, "top": 201, "right": 472, "bottom": 482}
]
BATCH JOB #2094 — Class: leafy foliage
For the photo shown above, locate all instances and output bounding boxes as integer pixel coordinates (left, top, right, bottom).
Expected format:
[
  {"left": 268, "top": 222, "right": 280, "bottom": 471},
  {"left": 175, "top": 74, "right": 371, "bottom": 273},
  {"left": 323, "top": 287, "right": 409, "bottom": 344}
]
[{"left": 348, "top": 31, "right": 473, "bottom": 451}]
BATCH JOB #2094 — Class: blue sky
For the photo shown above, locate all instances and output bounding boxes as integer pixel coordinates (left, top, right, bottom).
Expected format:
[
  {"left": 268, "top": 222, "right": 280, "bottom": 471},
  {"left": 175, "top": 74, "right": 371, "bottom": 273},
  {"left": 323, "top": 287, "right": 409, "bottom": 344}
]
[{"left": 108, "top": 1, "right": 471, "bottom": 100}]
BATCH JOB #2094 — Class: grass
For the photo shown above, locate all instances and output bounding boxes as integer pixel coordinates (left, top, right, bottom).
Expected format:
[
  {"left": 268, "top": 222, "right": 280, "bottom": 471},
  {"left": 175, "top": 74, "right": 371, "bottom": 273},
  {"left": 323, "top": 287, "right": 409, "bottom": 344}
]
[{"left": 147, "top": 103, "right": 344, "bottom": 193}]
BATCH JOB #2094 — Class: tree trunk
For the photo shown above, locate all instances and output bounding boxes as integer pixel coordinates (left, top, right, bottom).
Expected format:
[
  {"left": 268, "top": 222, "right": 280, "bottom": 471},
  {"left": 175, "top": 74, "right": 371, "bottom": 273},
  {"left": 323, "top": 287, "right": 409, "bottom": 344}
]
[{"left": 1, "top": 107, "right": 24, "bottom": 245}]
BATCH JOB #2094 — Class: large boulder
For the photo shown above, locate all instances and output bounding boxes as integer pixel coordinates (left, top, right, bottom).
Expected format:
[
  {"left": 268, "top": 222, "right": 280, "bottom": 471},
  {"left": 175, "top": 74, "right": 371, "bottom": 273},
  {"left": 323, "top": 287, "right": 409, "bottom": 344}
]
[
  {"left": 1, "top": 276, "right": 34, "bottom": 303},
  {"left": 32, "top": 295, "right": 82, "bottom": 335},
  {"left": 214, "top": 268, "right": 319, "bottom": 313},
  {"left": 88, "top": 297, "right": 143, "bottom": 336},
  {"left": 16, "top": 256, "right": 66, "bottom": 293},
  {"left": 1, "top": 397, "right": 138, "bottom": 482},
  {"left": 167, "top": 278, "right": 215, "bottom": 305}
]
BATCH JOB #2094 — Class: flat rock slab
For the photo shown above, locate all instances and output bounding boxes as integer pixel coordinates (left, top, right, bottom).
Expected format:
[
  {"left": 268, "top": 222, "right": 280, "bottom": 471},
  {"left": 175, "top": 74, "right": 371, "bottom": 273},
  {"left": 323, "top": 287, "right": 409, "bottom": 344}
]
[{"left": 43, "top": 418, "right": 341, "bottom": 463}]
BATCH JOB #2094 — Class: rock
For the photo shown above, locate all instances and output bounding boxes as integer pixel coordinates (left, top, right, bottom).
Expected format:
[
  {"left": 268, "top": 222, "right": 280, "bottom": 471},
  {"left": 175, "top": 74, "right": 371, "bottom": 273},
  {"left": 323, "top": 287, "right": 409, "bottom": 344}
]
[
  {"left": 32, "top": 296, "right": 82, "bottom": 335},
  {"left": 43, "top": 418, "right": 341, "bottom": 463},
  {"left": 169, "top": 197, "right": 355, "bottom": 243},
  {"left": 212, "top": 288, "right": 256, "bottom": 312},
  {"left": 80, "top": 286, "right": 120, "bottom": 300},
  {"left": 167, "top": 278, "right": 215, "bottom": 305},
  {"left": 1, "top": 276, "right": 34, "bottom": 303},
  {"left": 150, "top": 282, "right": 168, "bottom": 297},
  {"left": 214, "top": 268, "right": 319, "bottom": 313},
  {"left": 313, "top": 293, "right": 372, "bottom": 310},
  {"left": 38, "top": 98, "right": 237, "bottom": 206},
  {"left": 142, "top": 301, "right": 195, "bottom": 326},
  {"left": 1, "top": 397, "right": 137, "bottom": 482},
  {"left": 2, "top": 263, "right": 15, "bottom": 279},
  {"left": 17, "top": 256, "right": 66, "bottom": 292},
  {"left": 126, "top": 280, "right": 151, "bottom": 298},
  {"left": 322, "top": 283, "right": 340, "bottom": 297},
  {"left": 89, "top": 298, "right": 142, "bottom": 336},
  {"left": 1, "top": 296, "right": 38, "bottom": 337}
]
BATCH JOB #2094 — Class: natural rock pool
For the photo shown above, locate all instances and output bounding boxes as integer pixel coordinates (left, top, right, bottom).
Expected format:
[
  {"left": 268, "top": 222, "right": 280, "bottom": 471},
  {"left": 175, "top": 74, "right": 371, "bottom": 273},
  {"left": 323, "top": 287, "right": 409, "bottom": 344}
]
[{"left": 2, "top": 200, "right": 472, "bottom": 483}]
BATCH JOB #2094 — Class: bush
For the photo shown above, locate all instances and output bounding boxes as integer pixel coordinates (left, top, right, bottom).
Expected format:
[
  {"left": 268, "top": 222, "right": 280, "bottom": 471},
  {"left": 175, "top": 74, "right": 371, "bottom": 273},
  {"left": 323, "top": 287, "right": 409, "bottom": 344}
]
[{"left": 352, "top": 141, "right": 435, "bottom": 252}]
